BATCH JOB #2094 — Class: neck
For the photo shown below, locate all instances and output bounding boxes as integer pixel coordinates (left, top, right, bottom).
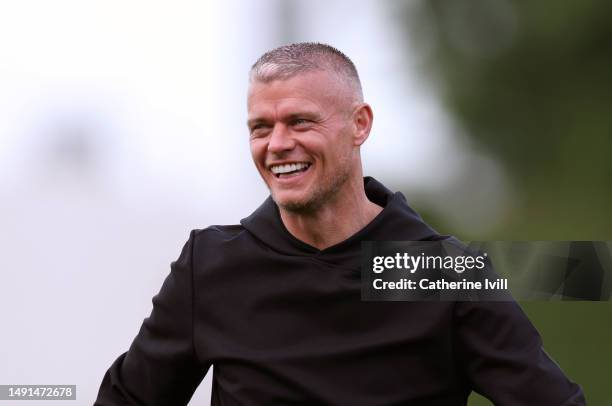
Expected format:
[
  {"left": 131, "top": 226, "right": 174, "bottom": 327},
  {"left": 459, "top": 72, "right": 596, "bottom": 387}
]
[{"left": 279, "top": 177, "right": 383, "bottom": 250}]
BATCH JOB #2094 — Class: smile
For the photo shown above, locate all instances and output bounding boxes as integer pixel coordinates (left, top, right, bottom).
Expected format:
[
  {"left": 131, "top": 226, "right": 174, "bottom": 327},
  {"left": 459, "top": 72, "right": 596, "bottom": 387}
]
[{"left": 269, "top": 162, "right": 312, "bottom": 178}]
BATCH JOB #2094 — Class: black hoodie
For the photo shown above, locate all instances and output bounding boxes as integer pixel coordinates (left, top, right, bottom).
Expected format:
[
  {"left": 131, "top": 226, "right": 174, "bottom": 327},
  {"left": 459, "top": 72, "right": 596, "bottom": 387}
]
[{"left": 96, "top": 177, "right": 585, "bottom": 406}]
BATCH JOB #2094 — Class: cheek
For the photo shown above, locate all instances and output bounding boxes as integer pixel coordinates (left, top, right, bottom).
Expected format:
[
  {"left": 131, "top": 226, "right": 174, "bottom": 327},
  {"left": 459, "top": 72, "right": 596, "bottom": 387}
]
[
  {"left": 320, "top": 140, "right": 348, "bottom": 162},
  {"left": 249, "top": 141, "right": 266, "bottom": 163}
]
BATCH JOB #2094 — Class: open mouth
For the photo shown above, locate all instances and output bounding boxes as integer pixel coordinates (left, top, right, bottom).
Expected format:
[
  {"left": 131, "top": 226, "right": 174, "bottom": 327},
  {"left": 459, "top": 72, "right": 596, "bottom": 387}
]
[{"left": 270, "top": 162, "right": 312, "bottom": 178}]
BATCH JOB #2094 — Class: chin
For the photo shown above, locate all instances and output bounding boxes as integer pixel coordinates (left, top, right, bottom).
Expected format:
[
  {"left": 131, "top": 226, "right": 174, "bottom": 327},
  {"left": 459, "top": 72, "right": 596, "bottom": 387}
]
[{"left": 272, "top": 191, "right": 317, "bottom": 213}]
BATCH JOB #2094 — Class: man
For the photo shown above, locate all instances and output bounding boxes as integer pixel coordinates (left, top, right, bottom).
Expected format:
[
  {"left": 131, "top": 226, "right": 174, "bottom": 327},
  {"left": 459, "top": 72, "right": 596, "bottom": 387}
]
[{"left": 96, "top": 43, "right": 585, "bottom": 405}]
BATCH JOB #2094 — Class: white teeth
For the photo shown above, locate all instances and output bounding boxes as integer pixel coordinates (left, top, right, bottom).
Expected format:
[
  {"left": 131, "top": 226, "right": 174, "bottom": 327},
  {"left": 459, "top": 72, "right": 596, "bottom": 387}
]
[{"left": 270, "top": 162, "right": 310, "bottom": 174}]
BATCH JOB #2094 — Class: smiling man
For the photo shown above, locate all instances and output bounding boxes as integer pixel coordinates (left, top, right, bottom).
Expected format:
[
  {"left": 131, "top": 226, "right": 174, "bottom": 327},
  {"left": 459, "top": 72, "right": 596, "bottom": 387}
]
[
  {"left": 96, "top": 43, "right": 585, "bottom": 405},
  {"left": 247, "top": 51, "right": 382, "bottom": 249}
]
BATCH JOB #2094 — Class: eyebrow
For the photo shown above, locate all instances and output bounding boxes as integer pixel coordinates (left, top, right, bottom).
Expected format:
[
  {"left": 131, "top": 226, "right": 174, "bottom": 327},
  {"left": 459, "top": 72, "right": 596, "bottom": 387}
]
[
  {"left": 247, "top": 111, "right": 321, "bottom": 129},
  {"left": 246, "top": 117, "right": 268, "bottom": 129},
  {"left": 285, "top": 112, "right": 320, "bottom": 122}
]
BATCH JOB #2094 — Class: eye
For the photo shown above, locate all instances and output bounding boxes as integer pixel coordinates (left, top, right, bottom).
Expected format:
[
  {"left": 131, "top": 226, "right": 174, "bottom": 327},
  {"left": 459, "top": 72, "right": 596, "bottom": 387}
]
[
  {"left": 250, "top": 123, "right": 270, "bottom": 137},
  {"left": 291, "top": 118, "right": 310, "bottom": 127}
]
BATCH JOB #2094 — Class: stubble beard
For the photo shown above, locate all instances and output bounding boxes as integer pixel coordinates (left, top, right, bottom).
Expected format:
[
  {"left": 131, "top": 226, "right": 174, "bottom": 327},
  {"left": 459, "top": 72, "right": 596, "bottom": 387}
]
[{"left": 272, "top": 161, "right": 352, "bottom": 214}]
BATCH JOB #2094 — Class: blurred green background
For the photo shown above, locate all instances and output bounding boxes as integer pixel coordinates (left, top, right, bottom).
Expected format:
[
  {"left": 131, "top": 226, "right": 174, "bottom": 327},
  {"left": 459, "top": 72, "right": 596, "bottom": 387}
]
[{"left": 397, "top": 1, "right": 612, "bottom": 404}]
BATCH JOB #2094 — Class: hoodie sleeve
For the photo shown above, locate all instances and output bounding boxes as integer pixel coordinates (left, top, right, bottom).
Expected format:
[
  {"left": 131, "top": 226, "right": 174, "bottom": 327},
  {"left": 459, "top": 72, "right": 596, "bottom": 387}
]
[
  {"left": 95, "top": 230, "right": 209, "bottom": 406},
  {"left": 453, "top": 301, "right": 586, "bottom": 405}
]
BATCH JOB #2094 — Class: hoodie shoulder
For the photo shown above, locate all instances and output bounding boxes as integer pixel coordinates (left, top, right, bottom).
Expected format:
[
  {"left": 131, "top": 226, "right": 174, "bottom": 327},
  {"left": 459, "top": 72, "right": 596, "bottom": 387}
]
[
  {"left": 193, "top": 224, "right": 247, "bottom": 242},
  {"left": 189, "top": 225, "right": 255, "bottom": 269}
]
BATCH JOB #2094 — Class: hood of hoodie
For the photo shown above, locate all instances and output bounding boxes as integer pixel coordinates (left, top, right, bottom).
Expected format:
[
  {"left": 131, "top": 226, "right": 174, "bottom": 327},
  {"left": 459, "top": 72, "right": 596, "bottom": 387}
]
[{"left": 240, "top": 177, "right": 444, "bottom": 268}]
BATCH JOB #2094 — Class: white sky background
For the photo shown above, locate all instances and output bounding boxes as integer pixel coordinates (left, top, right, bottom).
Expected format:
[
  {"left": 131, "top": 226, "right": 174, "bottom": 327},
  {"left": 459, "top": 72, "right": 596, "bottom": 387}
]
[{"left": 0, "top": 1, "right": 510, "bottom": 404}]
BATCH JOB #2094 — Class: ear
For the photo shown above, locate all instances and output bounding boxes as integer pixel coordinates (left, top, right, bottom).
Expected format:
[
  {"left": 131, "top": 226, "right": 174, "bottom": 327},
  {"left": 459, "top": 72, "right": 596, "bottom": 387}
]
[{"left": 352, "top": 103, "right": 373, "bottom": 146}]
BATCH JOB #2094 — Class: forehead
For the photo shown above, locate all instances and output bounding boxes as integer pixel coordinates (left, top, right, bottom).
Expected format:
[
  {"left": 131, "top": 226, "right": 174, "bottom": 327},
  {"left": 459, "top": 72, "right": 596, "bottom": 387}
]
[{"left": 247, "top": 71, "right": 346, "bottom": 119}]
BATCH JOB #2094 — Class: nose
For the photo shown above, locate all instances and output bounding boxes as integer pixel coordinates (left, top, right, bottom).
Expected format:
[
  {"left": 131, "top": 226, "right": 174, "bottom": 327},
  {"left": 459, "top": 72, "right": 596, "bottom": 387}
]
[{"left": 267, "top": 123, "right": 296, "bottom": 154}]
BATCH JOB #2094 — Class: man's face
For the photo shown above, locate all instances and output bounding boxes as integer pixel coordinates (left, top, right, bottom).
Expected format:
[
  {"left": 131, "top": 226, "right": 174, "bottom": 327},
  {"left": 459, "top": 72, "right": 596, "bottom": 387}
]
[{"left": 247, "top": 70, "right": 357, "bottom": 213}]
